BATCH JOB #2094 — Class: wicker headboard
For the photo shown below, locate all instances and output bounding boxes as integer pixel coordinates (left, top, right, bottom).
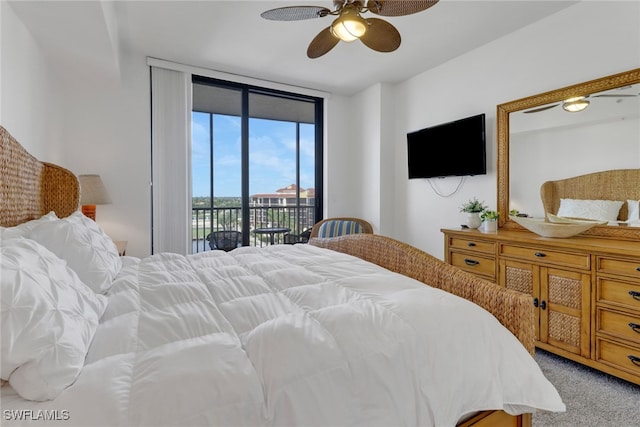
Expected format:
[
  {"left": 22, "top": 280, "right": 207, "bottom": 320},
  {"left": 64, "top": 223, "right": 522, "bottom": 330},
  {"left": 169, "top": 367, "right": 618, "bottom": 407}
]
[
  {"left": 0, "top": 126, "right": 79, "bottom": 227},
  {"left": 540, "top": 169, "right": 640, "bottom": 221}
]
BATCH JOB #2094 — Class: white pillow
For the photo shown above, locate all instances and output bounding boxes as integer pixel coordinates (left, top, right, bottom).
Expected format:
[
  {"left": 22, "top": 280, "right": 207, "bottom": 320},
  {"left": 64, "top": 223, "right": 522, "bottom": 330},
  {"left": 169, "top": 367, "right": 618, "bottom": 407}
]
[
  {"left": 627, "top": 200, "right": 640, "bottom": 223},
  {"left": 0, "top": 237, "right": 108, "bottom": 401},
  {"left": 0, "top": 211, "right": 58, "bottom": 239},
  {"left": 556, "top": 198, "right": 624, "bottom": 222},
  {"left": 28, "top": 212, "right": 122, "bottom": 293}
]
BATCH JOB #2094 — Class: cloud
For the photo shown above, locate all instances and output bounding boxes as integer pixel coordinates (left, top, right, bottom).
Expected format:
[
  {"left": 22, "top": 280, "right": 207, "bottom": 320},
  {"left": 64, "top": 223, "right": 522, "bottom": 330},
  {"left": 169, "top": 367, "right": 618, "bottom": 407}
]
[{"left": 192, "top": 115, "right": 317, "bottom": 195}]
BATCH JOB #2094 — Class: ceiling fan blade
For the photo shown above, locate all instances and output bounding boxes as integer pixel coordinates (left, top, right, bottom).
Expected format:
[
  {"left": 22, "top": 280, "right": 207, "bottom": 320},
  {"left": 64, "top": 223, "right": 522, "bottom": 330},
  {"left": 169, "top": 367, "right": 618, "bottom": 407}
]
[
  {"left": 307, "top": 27, "right": 340, "bottom": 59},
  {"left": 261, "top": 6, "right": 331, "bottom": 21},
  {"left": 523, "top": 104, "right": 559, "bottom": 114},
  {"left": 360, "top": 18, "right": 401, "bottom": 52},
  {"left": 367, "top": 0, "right": 439, "bottom": 17}
]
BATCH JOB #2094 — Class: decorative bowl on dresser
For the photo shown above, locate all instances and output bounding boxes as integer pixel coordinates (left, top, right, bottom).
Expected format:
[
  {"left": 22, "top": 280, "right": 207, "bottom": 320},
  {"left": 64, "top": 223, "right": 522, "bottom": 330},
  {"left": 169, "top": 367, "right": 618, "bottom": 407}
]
[{"left": 509, "top": 215, "right": 605, "bottom": 238}]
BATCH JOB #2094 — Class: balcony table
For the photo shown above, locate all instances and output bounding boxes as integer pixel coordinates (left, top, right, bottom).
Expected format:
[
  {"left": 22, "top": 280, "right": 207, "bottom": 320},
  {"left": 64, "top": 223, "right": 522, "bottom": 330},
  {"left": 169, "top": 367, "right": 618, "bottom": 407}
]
[{"left": 252, "top": 227, "right": 291, "bottom": 245}]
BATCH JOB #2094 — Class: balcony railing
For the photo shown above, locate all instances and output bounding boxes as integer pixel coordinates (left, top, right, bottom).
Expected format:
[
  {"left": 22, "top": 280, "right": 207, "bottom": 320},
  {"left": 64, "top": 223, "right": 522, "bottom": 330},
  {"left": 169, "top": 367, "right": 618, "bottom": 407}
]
[{"left": 192, "top": 206, "right": 316, "bottom": 253}]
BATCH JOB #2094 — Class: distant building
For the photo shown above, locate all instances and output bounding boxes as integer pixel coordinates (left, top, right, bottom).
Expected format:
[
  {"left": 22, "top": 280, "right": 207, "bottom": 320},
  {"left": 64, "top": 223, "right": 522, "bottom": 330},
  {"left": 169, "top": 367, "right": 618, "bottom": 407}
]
[{"left": 250, "top": 184, "right": 315, "bottom": 226}]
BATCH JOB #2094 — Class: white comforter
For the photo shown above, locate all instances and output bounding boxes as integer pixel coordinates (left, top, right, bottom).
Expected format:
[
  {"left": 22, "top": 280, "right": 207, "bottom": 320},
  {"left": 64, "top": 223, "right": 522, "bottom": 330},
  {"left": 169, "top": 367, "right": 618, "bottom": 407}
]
[{"left": 1, "top": 244, "right": 564, "bottom": 426}]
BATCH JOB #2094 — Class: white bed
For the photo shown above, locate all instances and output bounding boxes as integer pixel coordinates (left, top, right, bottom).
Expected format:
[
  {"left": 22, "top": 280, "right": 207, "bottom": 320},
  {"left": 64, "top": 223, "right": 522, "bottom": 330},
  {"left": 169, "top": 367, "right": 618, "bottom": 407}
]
[
  {"left": 0, "top": 126, "right": 565, "bottom": 426},
  {"left": 2, "top": 231, "right": 564, "bottom": 426}
]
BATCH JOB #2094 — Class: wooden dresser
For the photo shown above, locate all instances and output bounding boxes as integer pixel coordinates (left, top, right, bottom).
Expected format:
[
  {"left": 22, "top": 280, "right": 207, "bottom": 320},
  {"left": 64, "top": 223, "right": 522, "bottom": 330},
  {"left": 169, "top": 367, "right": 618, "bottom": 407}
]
[{"left": 442, "top": 227, "right": 640, "bottom": 385}]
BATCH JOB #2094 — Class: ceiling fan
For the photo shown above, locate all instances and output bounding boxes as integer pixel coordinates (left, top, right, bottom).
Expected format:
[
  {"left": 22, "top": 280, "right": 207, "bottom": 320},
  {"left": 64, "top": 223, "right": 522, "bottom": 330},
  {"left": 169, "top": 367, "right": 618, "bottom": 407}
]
[
  {"left": 260, "top": 0, "right": 439, "bottom": 58},
  {"left": 523, "top": 88, "right": 639, "bottom": 114}
]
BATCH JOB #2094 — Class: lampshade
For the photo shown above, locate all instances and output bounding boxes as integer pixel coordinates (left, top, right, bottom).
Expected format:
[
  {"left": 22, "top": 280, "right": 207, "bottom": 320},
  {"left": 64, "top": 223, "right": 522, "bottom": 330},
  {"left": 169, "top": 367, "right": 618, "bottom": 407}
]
[
  {"left": 331, "top": 6, "right": 367, "bottom": 42},
  {"left": 78, "top": 174, "right": 112, "bottom": 205},
  {"left": 562, "top": 97, "right": 590, "bottom": 112},
  {"left": 78, "top": 174, "right": 111, "bottom": 220}
]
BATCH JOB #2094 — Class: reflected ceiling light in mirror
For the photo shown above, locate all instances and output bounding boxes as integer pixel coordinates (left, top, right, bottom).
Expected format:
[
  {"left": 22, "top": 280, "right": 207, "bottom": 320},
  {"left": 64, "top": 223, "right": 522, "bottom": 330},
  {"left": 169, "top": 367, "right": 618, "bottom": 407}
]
[{"left": 562, "top": 96, "right": 590, "bottom": 112}]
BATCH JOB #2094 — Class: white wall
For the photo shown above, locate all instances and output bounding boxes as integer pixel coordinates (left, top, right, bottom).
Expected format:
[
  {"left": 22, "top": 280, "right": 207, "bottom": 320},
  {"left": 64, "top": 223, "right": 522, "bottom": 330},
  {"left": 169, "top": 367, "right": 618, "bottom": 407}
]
[
  {"left": 323, "top": 94, "right": 358, "bottom": 218},
  {"left": 331, "top": 82, "right": 397, "bottom": 236},
  {"left": 381, "top": 1, "right": 640, "bottom": 258},
  {"left": 1, "top": 1, "right": 151, "bottom": 256},
  {"left": 1, "top": 2, "right": 63, "bottom": 160},
  {"left": 348, "top": 84, "right": 382, "bottom": 231},
  {"left": 3, "top": 1, "right": 639, "bottom": 259},
  {"left": 54, "top": 52, "right": 151, "bottom": 257}
]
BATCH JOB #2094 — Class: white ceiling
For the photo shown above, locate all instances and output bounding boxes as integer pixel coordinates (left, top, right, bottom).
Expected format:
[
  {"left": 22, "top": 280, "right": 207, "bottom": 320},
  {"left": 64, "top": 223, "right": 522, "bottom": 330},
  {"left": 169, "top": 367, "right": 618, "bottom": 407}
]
[{"left": 9, "top": 0, "right": 578, "bottom": 95}]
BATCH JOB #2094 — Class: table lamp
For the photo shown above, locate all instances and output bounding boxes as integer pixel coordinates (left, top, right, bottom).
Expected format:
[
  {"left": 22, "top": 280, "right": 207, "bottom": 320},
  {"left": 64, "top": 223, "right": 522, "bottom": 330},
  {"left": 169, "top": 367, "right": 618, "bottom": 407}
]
[{"left": 78, "top": 174, "right": 111, "bottom": 220}]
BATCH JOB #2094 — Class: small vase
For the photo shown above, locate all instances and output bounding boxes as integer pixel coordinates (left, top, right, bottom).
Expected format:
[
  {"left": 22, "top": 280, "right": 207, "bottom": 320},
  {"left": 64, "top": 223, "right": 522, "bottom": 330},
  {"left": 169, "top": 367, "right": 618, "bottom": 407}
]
[
  {"left": 466, "top": 212, "right": 482, "bottom": 229},
  {"left": 483, "top": 219, "right": 498, "bottom": 232}
]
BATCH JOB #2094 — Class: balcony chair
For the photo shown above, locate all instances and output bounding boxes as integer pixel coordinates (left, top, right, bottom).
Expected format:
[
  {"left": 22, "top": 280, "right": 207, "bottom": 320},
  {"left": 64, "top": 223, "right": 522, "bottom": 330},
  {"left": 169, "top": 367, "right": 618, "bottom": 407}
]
[
  {"left": 207, "top": 230, "right": 242, "bottom": 251},
  {"left": 284, "top": 228, "right": 312, "bottom": 244},
  {"left": 309, "top": 217, "right": 373, "bottom": 239}
]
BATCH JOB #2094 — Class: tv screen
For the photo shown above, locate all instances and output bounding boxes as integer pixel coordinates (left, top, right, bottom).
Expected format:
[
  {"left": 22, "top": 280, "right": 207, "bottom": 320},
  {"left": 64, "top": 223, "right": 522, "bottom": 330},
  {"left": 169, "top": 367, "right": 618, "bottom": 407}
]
[{"left": 407, "top": 113, "right": 486, "bottom": 179}]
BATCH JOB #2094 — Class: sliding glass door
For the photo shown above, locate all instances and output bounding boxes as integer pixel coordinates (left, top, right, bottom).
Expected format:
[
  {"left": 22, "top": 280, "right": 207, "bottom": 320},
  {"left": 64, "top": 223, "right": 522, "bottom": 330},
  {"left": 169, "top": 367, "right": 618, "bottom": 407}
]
[{"left": 191, "top": 77, "right": 323, "bottom": 252}]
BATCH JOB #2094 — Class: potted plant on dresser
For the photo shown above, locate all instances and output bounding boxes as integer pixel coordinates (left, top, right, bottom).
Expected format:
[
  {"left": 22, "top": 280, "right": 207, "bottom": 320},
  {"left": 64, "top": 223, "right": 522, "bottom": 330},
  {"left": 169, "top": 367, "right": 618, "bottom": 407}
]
[
  {"left": 481, "top": 209, "right": 499, "bottom": 232},
  {"left": 460, "top": 198, "right": 487, "bottom": 229}
]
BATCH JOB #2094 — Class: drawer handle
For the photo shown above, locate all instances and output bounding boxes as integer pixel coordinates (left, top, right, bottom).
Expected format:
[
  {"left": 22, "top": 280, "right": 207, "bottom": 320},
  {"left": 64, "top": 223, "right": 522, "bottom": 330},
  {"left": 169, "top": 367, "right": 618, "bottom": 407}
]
[
  {"left": 534, "top": 252, "right": 546, "bottom": 258},
  {"left": 467, "top": 242, "right": 476, "bottom": 247},
  {"left": 637, "top": 267, "right": 640, "bottom": 272},
  {"left": 629, "top": 291, "right": 640, "bottom": 301},
  {"left": 629, "top": 323, "right": 640, "bottom": 334},
  {"left": 464, "top": 258, "right": 479, "bottom": 266},
  {"left": 629, "top": 355, "right": 640, "bottom": 367}
]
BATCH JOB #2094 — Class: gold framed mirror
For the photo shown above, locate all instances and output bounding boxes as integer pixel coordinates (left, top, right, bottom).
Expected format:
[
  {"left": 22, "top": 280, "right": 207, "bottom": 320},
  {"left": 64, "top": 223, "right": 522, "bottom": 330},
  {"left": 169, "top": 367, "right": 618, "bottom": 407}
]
[{"left": 497, "top": 68, "right": 640, "bottom": 240}]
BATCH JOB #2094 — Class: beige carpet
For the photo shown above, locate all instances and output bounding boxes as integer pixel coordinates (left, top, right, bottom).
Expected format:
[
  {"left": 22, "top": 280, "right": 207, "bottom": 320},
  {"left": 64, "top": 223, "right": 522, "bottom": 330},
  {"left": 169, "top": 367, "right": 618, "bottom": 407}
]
[{"left": 533, "top": 349, "right": 639, "bottom": 427}]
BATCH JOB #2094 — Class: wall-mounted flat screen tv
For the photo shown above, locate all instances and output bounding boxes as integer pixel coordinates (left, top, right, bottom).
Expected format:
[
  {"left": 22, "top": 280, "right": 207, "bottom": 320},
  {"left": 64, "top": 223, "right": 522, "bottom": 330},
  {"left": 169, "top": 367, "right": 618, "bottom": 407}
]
[{"left": 407, "top": 113, "right": 486, "bottom": 179}]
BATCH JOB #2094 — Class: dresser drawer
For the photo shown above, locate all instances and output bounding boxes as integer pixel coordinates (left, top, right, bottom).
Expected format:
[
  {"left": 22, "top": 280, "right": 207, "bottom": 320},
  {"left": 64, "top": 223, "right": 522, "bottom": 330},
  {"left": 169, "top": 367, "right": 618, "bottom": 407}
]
[
  {"left": 597, "top": 277, "right": 640, "bottom": 311},
  {"left": 450, "top": 252, "right": 495, "bottom": 279},
  {"left": 499, "top": 244, "right": 590, "bottom": 270},
  {"left": 597, "top": 257, "right": 640, "bottom": 280},
  {"left": 448, "top": 237, "right": 495, "bottom": 255},
  {"left": 597, "top": 338, "right": 640, "bottom": 377},
  {"left": 597, "top": 308, "right": 640, "bottom": 344}
]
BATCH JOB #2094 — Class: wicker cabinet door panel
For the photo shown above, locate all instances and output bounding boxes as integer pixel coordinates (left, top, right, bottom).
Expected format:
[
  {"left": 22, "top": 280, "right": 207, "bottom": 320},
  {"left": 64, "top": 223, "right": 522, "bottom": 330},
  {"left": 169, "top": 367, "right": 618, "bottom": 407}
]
[
  {"left": 502, "top": 262, "right": 534, "bottom": 295},
  {"left": 500, "top": 260, "right": 539, "bottom": 342},
  {"left": 542, "top": 268, "right": 591, "bottom": 357}
]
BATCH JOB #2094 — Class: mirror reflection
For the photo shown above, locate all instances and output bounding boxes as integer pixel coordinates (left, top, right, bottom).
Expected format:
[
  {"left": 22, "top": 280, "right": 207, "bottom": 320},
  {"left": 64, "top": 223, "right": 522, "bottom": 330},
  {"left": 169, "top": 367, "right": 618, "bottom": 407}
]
[
  {"left": 497, "top": 68, "right": 640, "bottom": 239},
  {"left": 508, "top": 82, "right": 640, "bottom": 222}
]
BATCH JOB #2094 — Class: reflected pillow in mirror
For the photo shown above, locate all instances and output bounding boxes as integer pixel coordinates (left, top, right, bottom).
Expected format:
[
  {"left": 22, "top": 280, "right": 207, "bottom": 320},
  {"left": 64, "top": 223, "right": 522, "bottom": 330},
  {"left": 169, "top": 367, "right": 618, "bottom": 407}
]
[
  {"left": 627, "top": 200, "right": 640, "bottom": 224},
  {"left": 556, "top": 198, "right": 624, "bottom": 223}
]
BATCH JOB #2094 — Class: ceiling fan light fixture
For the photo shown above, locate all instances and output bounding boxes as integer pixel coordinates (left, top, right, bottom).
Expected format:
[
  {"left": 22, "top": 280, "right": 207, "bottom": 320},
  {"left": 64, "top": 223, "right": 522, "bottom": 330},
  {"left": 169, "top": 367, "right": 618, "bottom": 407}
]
[
  {"left": 330, "top": 7, "right": 367, "bottom": 42},
  {"left": 562, "top": 97, "right": 590, "bottom": 112}
]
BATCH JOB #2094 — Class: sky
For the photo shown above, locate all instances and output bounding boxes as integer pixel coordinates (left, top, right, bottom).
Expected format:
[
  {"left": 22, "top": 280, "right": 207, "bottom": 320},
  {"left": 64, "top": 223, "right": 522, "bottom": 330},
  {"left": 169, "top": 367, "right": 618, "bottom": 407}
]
[{"left": 191, "top": 112, "right": 315, "bottom": 198}]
